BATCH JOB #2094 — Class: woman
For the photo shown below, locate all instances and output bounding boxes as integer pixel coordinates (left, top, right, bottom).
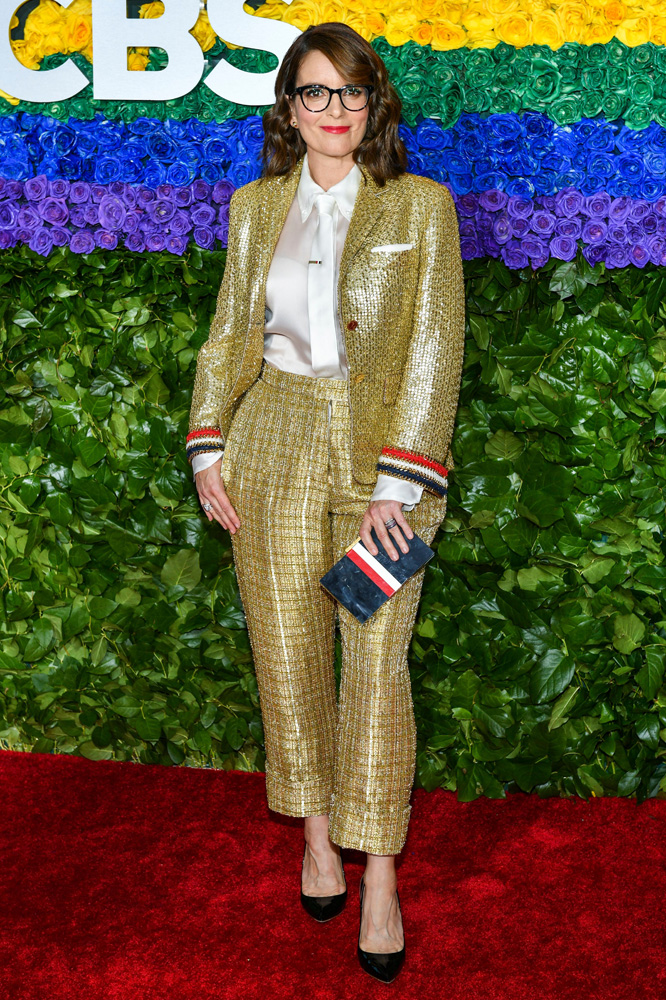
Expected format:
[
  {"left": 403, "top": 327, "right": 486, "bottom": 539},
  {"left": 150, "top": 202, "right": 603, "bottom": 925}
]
[{"left": 187, "top": 22, "right": 465, "bottom": 983}]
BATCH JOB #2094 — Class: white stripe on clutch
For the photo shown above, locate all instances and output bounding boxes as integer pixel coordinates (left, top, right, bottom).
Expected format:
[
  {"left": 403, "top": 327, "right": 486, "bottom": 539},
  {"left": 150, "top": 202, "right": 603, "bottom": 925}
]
[
  {"left": 351, "top": 543, "right": 402, "bottom": 592},
  {"left": 380, "top": 455, "right": 448, "bottom": 489}
]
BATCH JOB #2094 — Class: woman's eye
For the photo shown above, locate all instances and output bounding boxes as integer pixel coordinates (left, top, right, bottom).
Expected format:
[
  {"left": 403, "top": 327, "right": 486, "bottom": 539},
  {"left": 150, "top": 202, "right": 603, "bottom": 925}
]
[
  {"left": 305, "top": 87, "right": 324, "bottom": 97},
  {"left": 343, "top": 87, "right": 361, "bottom": 96}
]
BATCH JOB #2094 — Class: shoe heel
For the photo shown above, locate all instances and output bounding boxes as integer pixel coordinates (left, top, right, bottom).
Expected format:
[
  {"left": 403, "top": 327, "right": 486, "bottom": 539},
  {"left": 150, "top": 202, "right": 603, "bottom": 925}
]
[
  {"left": 357, "top": 876, "right": 406, "bottom": 984},
  {"left": 300, "top": 844, "right": 347, "bottom": 923}
]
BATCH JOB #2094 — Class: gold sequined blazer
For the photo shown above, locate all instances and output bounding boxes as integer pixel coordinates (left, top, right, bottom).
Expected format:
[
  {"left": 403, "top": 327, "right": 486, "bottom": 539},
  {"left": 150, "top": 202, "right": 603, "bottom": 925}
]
[{"left": 187, "top": 156, "right": 465, "bottom": 499}]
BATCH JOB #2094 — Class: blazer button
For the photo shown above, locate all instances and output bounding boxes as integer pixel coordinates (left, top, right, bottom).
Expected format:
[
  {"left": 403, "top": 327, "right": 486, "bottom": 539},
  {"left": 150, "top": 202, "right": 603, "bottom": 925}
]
[
  {"left": 355, "top": 373, "right": 365, "bottom": 383},
  {"left": 347, "top": 320, "right": 358, "bottom": 330}
]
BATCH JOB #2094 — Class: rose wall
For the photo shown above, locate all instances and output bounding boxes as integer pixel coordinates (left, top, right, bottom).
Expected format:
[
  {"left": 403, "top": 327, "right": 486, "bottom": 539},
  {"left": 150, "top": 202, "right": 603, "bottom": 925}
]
[{"left": 2, "top": 0, "right": 666, "bottom": 802}]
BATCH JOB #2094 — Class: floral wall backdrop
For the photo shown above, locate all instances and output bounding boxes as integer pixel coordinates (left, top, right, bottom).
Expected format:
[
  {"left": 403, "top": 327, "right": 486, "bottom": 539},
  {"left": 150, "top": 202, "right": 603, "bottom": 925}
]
[{"left": 2, "top": 0, "right": 666, "bottom": 802}]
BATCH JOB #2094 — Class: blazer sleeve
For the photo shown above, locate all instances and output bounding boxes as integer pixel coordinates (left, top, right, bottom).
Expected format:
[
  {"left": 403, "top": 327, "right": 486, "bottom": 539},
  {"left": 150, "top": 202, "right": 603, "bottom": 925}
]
[
  {"left": 185, "top": 188, "right": 245, "bottom": 465},
  {"left": 375, "top": 184, "right": 465, "bottom": 498}
]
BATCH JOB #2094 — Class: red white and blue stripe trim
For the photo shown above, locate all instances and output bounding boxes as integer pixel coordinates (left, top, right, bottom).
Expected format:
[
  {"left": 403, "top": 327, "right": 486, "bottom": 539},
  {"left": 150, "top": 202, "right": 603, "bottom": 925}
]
[
  {"left": 186, "top": 427, "right": 224, "bottom": 463},
  {"left": 376, "top": 447, "right": 448, "bottom": 497},
  {"left": 345, "top": 541, "right": 402, "bottom": 598}
]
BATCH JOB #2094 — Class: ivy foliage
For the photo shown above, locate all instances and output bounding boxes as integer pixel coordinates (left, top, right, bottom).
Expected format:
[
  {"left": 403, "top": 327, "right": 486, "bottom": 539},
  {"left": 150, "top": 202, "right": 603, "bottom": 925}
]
[{"left": 1, "top": 247, "right": 666, "bottom": 801}]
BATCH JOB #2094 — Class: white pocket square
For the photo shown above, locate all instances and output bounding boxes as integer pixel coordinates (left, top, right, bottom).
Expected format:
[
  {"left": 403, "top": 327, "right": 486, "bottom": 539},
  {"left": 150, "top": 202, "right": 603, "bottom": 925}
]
[{"left": 370, "top": 243, "right": 415, "bottom": 253}]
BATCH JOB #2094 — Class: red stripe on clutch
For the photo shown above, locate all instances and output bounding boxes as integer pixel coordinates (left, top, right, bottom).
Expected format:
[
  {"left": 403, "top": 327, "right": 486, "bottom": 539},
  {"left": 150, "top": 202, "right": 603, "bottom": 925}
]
[
  {"left": 346, "top": 549, "right": 395, "bottom": 597},
  {"left": 381, "top": 446, "right": 448, "bottom": 477}
]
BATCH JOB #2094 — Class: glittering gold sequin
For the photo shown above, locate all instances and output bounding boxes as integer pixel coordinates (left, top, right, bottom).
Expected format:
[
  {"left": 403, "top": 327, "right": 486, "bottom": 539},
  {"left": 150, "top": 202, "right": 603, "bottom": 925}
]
[{"left": 222, "top": 362, "right": 448, "bottom": 855}]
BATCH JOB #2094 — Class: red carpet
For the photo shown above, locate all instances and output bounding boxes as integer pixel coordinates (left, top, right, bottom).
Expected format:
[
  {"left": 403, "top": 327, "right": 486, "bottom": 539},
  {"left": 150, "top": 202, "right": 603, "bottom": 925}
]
[{"left": 1, "top": 749, "right": 665, "bottom": 1000}]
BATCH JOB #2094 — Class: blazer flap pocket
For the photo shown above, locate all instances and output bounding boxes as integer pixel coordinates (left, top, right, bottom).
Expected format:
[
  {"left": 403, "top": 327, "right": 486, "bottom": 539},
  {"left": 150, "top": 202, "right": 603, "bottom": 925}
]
[{"left": 383, "top": 371, "right": 403, "bottom": 405}]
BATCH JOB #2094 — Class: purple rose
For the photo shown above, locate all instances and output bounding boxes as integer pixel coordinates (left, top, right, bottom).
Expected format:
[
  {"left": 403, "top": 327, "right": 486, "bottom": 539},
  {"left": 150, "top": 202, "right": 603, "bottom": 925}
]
[
  {"left": 476, "top": 214, "right": 494, "bottom": 235},
  {"left": 583, "top": 191, "right": 611, "bottom": 219},
  {"left": 582, "top": 243, "right": 606, "bottom": 267},
  {"left": 192, "top": 179, "right": 211, "bottom": 201},
  {"left": 554, "top": 188, "right": 583, "bottom": 218},
  {"left": 148, "top": 198, "right": 175, "bottom": 224},
  {"left": 628, "top": 200, "right": 650, "bottom": 221},
  {"left": 99, "top": 194, "right": 127, "bottom": 231},
  {"left": 512, "top": 217, "right": 530, "bottom": 237},
  {"left": 145, "top": 232, "right": 166, "bottom": 252},
  {"left": 17, "top": 205, "right": 41, "bottom": 231},
  {"left": 70, "top": 205, "right": 87, "bottom": 228},
  {"left": 550, "top": 235, "right": 578, "bottom": 261},
  {"left": 492, "top": 212, "right": 513, "bottom": 245},
  {"left": 123, "top": 210, "right": 141, "bottom": 234},
  {"left": 193, "top": 225, "right": 214, "bottom": 248},
  {"left": 191, "top": 203, "right": 216, "bottom": 227},
  {"left": 648, "top": 235, "right": 666, "bottom": 265},
  {"left": 643, "top": 212, "right": 658, "bottom": 235},
  {"left": 1, "top": 179, "right": 22, "bottom": 200},
  {"left": 39, "top": 198, "right": 69, "bottom": 225},
  {"left": 174, "top": 187, "right": 193, "bottom": 208},
  {"left": 459, "top": 218, "right": 476, "bottom": 237},
  {"left": 554, "top": 217, "right": 581, "bottom": 238},
  {"left": 627, "top": 222, "right": 643, "bottom": 244},
  {"left": 522, "top": 235, "right": 548, "bottom": 260},
  {"left": 608, "top": 196, "right": 632, "bottom": 223},
  {"left": 121, "top": 185, "right": 137, "bottom": 209},
  {"left": 95, "top": 230, "right": 118, "bottom": 250},
  {"left": 0, "top": 230, "right": 17, "bottom": 249},
  {"left": 500, "top": 242, "right": 529, "bottom": 269},
  {"left": 136, "top": 187, "right": 156, "bottom": 207},
  {"left": 214, "top": 223, "right": 228, "bottom": 245},
  {"left": 459, "top": 235, "right": 480, "bottom": 258},
  {"left": 478, "top": 189, "right": 508, "bottom": 212},
  {"left": 608, "top": 224, "right": 627, "bottom": 242},
  {"left": 217, "top": 203, "right": 230, "bottom": 225},
  {"left": 125, "top": 232, "right": 146, "bottom": 252},
  {"left": 212, "top": 179, "right": 235, "bottom": 205},
  {"left": 530, "top": 211, "right": 556, "bottom": 235},
  {"left": 166, "top": 235, "right": 187, "bottom": 255},
  {"left": 70, "top": 231, "right": 96, "bottom": 254},
  {"left": 70, "top": 182, "right": 91, "bottom": 204},
  {"left": 654, "top": 196, "right": 666, "bottom": 218},
  {"left": 29, "top": 227, "right": 53, "bottom": 257},
  {"left": 16, "top": 227, "right": 32, "bottom": 243},
  {"left": 51, "top": 227, "right": 70, "bottom": 247},
  {"left": 169, "top": 209, "right": 193, "bottom": 236},
  {"left": 156, "top": 184, "right": 174, "bottom": 200},
  {"left": 0, "top": 203, "right": 17, "bottom": 227},
  {"left": 582, "top": 219, "right": 608, "bottom": 244},
  {"left": 84, "top": 204, "right": 100, "bottom": 225},
  {"left": 629, "top": 244, "right": 650, "bottom": 268},
  {"left": 24, "top": 175, "right": 49, "bottom": 201},
  {"left": 49, "top": 178, "right": 70, "bottom": 199},
  {"left": 606, "top": 243, "right": 629, "bottom": 268},
  {"left": 90, "top": 184, "right": 106, "bottom": 203},
  {"left": 506, "top": 195, "right": 533, "bottom": 220}
]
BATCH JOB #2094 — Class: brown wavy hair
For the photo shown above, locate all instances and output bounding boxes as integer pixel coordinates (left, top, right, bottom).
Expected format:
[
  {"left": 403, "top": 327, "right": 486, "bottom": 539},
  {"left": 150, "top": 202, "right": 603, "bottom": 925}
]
[{"left": 261, "top": 23, "right": 407, "bottom": 187}]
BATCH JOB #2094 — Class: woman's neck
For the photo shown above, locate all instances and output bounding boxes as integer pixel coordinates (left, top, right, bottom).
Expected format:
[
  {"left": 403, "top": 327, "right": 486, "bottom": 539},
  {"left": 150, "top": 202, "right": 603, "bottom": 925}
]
[{"left": 306, "top": 150, "right": 357, "bottom": 191}]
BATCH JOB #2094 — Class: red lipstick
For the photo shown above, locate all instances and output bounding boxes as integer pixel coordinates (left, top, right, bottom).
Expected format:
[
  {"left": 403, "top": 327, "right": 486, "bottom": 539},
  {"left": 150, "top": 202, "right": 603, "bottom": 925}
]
[{"left": 321, "top": 126, "right": 351, "bottom": 133}]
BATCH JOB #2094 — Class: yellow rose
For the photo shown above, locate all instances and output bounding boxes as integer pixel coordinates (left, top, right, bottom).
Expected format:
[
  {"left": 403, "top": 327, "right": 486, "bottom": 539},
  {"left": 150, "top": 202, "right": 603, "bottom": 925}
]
[
  {"left": 411, "top": 22, "right": 433, "bottom": 45},
  {"left": 0, "top": 87, "right": 19, "bottom": 105},
  {"left": 27, "top": 0, "right": 66, "bottom": 33},
  {"left": 556, "top": 1, "right": 591, "bottom": 42},
  {"left": 431, "top": 19, "right": 467, "bottom": 49},
  {"left": 482, "top": 0, "right": 520, "bottom": 15},
  {"left": 463, "top": 27, "right": 500, "bottom": 46},
  {"left": 495, "top": 11, "right": 532, "bottom": 46},
  {"left": 604, "top": 0, "right": 627, "bottom": 23},
  {"left": 338, "top": 9, "right": 373, "bottom": 38},
  {"left": 128, "top": 50, "right": 150, "bottom": 71},
  {"left": 616, "top": 14, "right": 652, "bottom": 44},
  {"left": 342, "top": 0, "right": 369, "bottom": 12},
  {"left": 10, "top": 38, "right": 40, "bottom": 70},
  {"left": 190, "top": 11, "right": 217, "bottom": 52},
  {"left": 532, "top": 10, "right": 565, "bottom": 46},
  {"left": 67, "top": 0, "right": 92, "bottom": 15},
  {"left": 64, "top": 14, "right": 92, "bottom": 55},
  {"left": 320, "top": 1, "right": 347, "bottom": 22},
  {"left": 462, "top": 10, "right": 497, "bottom": 35},
  {"left": 384, "top": 22, "right": 412, "bottom": 46},
  {"left": 650, "top": 17, "right": 666, "bottom": 44},
  {"left": 365, "top": 12, "right": 387, "bottom": 37},
  {"left": 584, "top": 21, "right": 615, "bottom": 41},
  {"left": 140, "top": 2, "right": 165, "bottom": 18}
]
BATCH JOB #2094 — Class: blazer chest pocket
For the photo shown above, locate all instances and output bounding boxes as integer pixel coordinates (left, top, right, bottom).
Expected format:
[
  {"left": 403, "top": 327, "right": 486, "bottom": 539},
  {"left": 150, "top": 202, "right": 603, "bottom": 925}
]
[
  {"left": 383, "top": 371, "right": 402, "bottom": 405},
  {"left": 369, "top": 243, "right": 416, "bottom": 269}
]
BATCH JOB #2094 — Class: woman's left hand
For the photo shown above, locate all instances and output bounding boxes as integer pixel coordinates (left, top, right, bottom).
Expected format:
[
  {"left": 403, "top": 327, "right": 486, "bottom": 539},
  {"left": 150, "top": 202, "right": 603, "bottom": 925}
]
[{"left": 360, "top": 499, "right": 414, "bottom": 562}]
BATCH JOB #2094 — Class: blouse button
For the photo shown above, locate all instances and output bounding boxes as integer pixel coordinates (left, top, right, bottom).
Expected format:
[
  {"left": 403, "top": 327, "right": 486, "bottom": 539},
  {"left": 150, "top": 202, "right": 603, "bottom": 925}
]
[{"left": 346, "top": 320, "right": 358, "bottom": 330}]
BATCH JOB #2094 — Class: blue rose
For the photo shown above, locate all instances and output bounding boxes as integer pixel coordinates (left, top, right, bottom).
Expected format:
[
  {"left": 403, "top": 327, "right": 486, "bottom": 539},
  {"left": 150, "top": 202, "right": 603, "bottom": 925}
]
[
  {"left": 200, "top": 161, "right": 221, "bottom": 184},
  {"left": 143, "top": 161, "right": 167, "bottom": 187}
]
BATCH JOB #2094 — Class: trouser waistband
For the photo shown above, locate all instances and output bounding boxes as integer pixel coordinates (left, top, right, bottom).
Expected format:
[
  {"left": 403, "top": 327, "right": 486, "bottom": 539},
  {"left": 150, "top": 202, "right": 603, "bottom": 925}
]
[{"left": 258, "top": 360, "right": 349, "bottom": 400}]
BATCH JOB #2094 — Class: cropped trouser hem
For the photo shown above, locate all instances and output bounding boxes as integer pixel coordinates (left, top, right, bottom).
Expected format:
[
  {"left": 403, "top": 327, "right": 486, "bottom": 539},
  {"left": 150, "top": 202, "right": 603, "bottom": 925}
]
[
  {"left": 329, "top": 801, "right": 412, "bottom": 856},
  {"left": 266, "top": 772, "right": 333, "bottom": 819}
]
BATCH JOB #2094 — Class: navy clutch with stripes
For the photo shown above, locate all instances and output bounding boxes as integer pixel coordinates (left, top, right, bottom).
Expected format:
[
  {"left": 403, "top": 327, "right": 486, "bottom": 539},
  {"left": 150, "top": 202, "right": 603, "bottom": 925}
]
[{"left": 319, "top": 527, "right": 435, "bottom": 624}]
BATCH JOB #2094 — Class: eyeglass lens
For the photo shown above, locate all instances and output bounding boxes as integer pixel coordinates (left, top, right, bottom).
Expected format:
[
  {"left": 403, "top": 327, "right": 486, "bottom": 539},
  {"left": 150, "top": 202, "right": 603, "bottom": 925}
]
[{"left": 299, "top": 85, "right": 370, "bottom": 111}]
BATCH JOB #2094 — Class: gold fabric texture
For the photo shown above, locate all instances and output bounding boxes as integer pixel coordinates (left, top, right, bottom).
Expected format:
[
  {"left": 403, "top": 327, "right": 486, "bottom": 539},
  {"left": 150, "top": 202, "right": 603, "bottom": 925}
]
[
  {"left": 187, "top": 155, "right": 465, "bottom": 489},
  {"left": 223, "top": 362, "right": 448, "bottom": 855}
]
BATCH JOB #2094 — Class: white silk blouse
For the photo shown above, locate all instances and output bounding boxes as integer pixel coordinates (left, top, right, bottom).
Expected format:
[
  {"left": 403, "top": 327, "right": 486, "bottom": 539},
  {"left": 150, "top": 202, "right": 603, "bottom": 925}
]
[{"left": 192, "top": 152, "right": 423, "bottom": 511}]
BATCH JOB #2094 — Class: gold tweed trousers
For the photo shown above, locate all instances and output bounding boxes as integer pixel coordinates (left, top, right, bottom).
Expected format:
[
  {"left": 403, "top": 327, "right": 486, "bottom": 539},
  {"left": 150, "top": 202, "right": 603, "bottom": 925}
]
[{"left": 221, "top": 361, "right": 448, "bottom": 856}]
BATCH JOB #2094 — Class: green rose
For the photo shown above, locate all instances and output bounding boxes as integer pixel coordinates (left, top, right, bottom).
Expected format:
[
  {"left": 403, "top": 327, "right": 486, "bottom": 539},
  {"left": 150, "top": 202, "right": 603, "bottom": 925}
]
[
  {"left": 383, "top": 55, "right": 405, "bottom": 85},
  {"left": 492, "top": 90, "right": 521, "bottom": 115},
  {"left": 628, "top": 76, "right": 654, "bottom": 106},
  {"left": 524, "top": 57, "right": 562, "bottom": 103},
  {"left": 439, "top": 82, "right": 464, "bottom": 129},
  {"left": 581, "top": 43, "right": 608, "bottom": 67},
  {"left": 628, "top": 44, "right": 653, "bottom": 72},
  {"left": 606, "top": 37, "right": 628, "bottom": 65},
  {"left": 420, "top": 91, "right": 443, "bottom": 120},
  {"left": 558, "top": 42, "right": 581, "bottom": 69},
  {"left": 607, "top": 65, "right": 629, "bottom": 91},
  {"left": 580, "top": 92, "right": 603, "bottom": 119},
  {"left": 602, "top": 92, "right": 627, "bottom": 121},
  {"left": 494, "top": 64, "right": 518, "bottom": 90},
  {"left": 399, "top": 71, "right": 427, "bottom": 102},
  {"left": 431, "top": 64, "right": 457, "bottom": 88},
  {"left": 550, "top": 95, "right": 582, "bottom": 126},
  {"left": 623, "top": 105, "right": 653, "bottom": 131},
  {"left": 463, "top": 88, "right": 492, "bottom": 115},
  {"left": 580, "top": 66, "right": 606, "bottom": 93},
  {"left": 654, "top": 47, "right": 666, "bottom": 74},
  {"left": 493, "top": 42, "right": 515, "bottom": 65}
]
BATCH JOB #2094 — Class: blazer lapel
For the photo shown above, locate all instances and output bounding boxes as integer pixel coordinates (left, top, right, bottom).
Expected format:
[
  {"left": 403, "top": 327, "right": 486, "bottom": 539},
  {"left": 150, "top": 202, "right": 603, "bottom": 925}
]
[{"left": 339, "top": 166, "right": 398, "bottom": 284}]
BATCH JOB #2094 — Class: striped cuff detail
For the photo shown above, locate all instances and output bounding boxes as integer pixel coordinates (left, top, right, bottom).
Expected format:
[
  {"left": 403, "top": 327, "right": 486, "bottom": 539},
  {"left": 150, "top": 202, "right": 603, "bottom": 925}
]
[
  {"left": 377, "top": 447, "right": 448, "bottom": 498},
  {"left": 186, "top": 427, "right": 224, "bottom": 463}
]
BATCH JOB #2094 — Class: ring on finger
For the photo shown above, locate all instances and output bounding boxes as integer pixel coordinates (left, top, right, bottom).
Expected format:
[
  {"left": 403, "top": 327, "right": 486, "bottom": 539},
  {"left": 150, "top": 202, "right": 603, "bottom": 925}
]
[
  {"left": 202, "top": 502, "right": 212, "bottom": 511},
  {"left": 384, "top": 517, "right": 397, "bottom": 529}
]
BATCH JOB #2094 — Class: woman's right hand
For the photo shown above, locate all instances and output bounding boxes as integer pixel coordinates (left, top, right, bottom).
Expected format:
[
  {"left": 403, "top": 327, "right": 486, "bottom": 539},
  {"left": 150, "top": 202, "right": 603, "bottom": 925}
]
[{"left": 195, "top": 458, "right": 240, "bottom": 534}]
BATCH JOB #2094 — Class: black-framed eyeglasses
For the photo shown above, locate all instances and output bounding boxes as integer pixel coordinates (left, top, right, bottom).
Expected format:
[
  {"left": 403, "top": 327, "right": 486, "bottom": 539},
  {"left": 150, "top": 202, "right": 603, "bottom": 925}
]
[{"left": 291, "top": 84, "right": 373, "bottom": 113}]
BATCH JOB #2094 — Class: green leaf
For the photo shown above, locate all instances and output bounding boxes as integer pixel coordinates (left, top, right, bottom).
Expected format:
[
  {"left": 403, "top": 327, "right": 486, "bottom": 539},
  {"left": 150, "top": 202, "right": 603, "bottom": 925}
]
[
  {"left": 530, "top": 650, "right": 576, "bottom": 704},
  {"left": 161, "top": 549, "right": 202, "bottom": 590}
]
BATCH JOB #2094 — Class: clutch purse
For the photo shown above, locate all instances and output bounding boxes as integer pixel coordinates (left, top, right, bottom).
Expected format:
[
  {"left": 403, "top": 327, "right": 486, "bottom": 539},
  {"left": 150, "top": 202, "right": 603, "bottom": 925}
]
[{"left": 319, "top": 527, "right": 435, "bottom": 624}]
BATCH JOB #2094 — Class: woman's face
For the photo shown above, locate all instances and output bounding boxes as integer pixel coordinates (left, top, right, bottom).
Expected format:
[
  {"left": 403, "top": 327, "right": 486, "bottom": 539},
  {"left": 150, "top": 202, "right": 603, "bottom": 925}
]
[{"left": 288, "top": 50, "right": 369, "bottom": 164}]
